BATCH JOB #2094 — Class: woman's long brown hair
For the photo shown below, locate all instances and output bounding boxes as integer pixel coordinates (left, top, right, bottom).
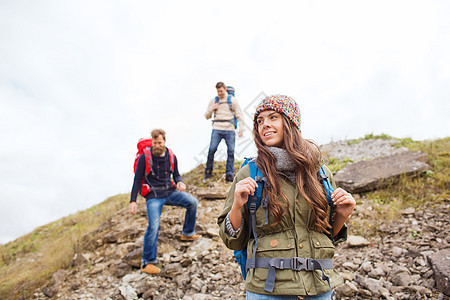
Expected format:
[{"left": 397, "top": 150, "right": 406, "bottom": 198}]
[{"left": 253, "top": 114, "right": 331, "bottom": 234}]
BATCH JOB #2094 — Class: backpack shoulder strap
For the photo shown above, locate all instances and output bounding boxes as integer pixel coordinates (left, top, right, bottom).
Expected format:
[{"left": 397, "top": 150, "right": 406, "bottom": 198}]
[
  {"left": 167, "top": 148, "right": 175, "bottom": 172},
  {"left": 143, "top": 147, "right": 153, "bottom": 176},
  {"left": 318, "top": 165, "right": 336, "bottom": 242},
  {"left": 227, "top": 95, "right": 238, "bottom": 129},
  {"left": 318, "top": 166, "right": 333, "bottom": 206},
  {"left": 226, "top": 95, "right": 234, "bottom": 111},
  {"left": 214, "top": 96, "right": 219, "bottom": 103}
]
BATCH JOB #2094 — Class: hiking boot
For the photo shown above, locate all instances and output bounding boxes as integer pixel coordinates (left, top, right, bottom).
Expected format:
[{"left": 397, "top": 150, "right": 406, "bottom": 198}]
[
  {"left": 225, "top": 174, "right": 234, "bottom": 182},
  {"left": 141, "top": 264, "right": 160, "bottom": 274},
  {"left": 203, "top": 171, "right": 212, "bottom": 183},
  {"left": 180, "top": 234, "right": 201, "bottom": 241}
]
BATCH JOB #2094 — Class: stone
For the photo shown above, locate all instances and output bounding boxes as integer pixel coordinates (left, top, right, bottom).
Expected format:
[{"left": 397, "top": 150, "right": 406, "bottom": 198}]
[
  {"left": 52, "top": 269, "right": 68, "bottom": 285},
  {"left": 341, "top": 272, "right": 355, "bottom": 281},
  {"left": 119, "top": 283, "right": 138, "bottom": 300},
  {"left": 368, "top": 267, "right": 385, "bottom": 278},
  {"left": 392, "top": 246, "right": 405, "bottom": 257},
  {"left": 342, "top": 261, "right": 359, "bottom": 271},
  {"left": 401, "top": 207, "right": 416, "bottom": 215},
  {"left": 428, "top": 249, "right": 450, "bottom": 295},
  {"left": 113, "top": 262, "right": 133, "bottom": 277},
  {"left": 122, "top": 248, "right": 142, "bottom": 268},
  {"left": 334, "top": 151, "right": 430, "bottom": 193},
  {"left": 391, "top": 271, "right": 411, "bottom": 287},
  {"left": 346, "top": 235, "right": 371, "bottom": 247},
  {"left": 206, "top": 227, "right": 220, "bottom": 237},
  {"left": 71, "top": 253, "right": 88, "bottom": 267},
  {"left": 336, "top": 281, "right": 358, "bottom": 296},
  {"left": 160, "top": 263, "right": 183, "bottom": 278}
]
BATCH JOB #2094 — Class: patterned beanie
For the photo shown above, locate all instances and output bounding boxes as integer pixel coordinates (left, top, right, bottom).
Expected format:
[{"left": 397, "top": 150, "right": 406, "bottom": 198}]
[{"left": 254, "top": 95, "right": 301, "bottom": 129}]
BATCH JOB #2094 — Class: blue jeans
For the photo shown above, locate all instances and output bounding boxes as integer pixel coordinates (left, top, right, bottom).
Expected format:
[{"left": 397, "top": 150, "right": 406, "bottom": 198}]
[
  {"left": 142, "top": 191, "right": 198, "bottom": 265},
  {"left": 205, "top": 129, "right": 236, "bottom": 175},
  {"left": 246, "top": 291, "right": 333, "bottom": 300}
]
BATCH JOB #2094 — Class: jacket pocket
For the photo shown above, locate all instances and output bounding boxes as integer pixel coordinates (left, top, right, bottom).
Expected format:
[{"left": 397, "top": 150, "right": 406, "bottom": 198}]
[
  {"left": 311, "top": 233, "right": 335, "bottom": 260},
  {"left": 251, "top": 233, "right": 297, "bottom": 283}
]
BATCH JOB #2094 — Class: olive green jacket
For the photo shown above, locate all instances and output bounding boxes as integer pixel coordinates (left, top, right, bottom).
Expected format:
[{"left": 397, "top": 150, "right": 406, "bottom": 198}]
[{"left": 218, "top": 165, "right": 347, "bottom": 296}]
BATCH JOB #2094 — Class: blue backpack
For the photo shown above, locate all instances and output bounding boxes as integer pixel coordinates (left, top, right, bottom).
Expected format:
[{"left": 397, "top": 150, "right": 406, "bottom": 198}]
[
  {"left": 233, "top": 158, "right": 336, "bottom": 291},
  {"left": 213, "top": 86, "right": 237, "bottom": 129}
]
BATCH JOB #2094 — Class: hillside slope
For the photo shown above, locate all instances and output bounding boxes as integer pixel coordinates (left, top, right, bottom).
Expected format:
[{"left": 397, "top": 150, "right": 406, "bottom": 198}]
[{"left": 1, "top": 136, "right": 448, "bottom": 300}]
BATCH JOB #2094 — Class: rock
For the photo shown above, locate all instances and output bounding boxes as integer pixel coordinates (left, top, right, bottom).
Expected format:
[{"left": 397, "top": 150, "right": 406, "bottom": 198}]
[
  {"left": 192, "top": 293, "right": 210, "bottom": 300},
  {"left": 391, "top": 271, "right": 411, "bottom": 287},
  {"left": 196, "top": 186, "right": 229, "bottom": 199},
  {"left": 392, "top": 246, "right": 405, "bottom": 257},
  {"left": 401, "top": 207, "right": 416, "bottom": 215},
  {"left": 368, "top": 267, "right": 385, "bottom": 278},
  {"left": 428, "top": 249, "right": 450, "bottom": 295},
  {"left": 334, "top": 151, "right": 430, "bottom": 193},
  {"left": 361, "top": 261, "right": 373, "bottom": 273},
  {"left": 113, "top": 262, "right": 133, "bottom": 277},
  {"left": 119, "top": 283, "right": 138, "bottom": 300},
  {"left": 71, "top": 253, "right": 88, "bottom": 267},
  {"left": 341, "top": 272, "right": 355, "bottom": 281},
  {"left": 346, "top": 235, "right": 371, "bottom": 247},
  {"left": 336, "top": 281, "right": 358, "bottom": 296},
  {"left": 355, "top": 275, "right": 388, "bottom": 298},
  {"left": 206, "top": 226, "right": 220, "bottom": 237},
  {"left": 342, "top": 261, "right": 359, "bottom": 271},
  {"left": 42, "top": 287, "right": 57, "bottom": 298},
  {"left": 122, "top": 248, "right": 142, "bottom": 268},
  {"left": 52, "top": 269, "right": 68, "bottom": 285},
  {"left": 160, "top": 263, "right": 183, "bottom": 278}
]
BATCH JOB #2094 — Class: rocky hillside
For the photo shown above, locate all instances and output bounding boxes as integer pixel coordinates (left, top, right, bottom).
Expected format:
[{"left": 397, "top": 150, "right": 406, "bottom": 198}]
[{"left": 2, "top": 136, "right": 449, "bottom": 300}]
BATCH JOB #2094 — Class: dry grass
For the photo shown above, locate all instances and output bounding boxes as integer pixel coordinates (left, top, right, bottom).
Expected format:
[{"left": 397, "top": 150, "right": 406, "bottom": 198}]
[{"left": 0, "top": 194, "right": 129, "bottom": 299}]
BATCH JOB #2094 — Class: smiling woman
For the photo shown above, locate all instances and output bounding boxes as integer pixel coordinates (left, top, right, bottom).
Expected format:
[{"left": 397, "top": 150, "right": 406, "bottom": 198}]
[{"left": 218, "top": 94, "right": 356, "bottom": 299}]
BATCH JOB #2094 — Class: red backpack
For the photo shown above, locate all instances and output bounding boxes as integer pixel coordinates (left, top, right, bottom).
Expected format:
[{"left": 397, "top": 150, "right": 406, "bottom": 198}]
[{"left": 133, "top": 138, "right": 176, "bottom": 196}]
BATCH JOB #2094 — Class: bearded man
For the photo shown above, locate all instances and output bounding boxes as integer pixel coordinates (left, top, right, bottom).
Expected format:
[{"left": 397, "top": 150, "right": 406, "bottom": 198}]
[{"left": 129, "top": 129, "right": 200, "bottom": 274}]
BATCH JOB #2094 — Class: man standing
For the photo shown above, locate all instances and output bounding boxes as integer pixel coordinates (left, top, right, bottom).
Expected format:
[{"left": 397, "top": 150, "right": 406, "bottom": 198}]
[
  {"left": 204, "top": 82, "right": 245, "bottom": 182},
  {"left": 129, "top": 129, "right": 200, "bottom": 274}
]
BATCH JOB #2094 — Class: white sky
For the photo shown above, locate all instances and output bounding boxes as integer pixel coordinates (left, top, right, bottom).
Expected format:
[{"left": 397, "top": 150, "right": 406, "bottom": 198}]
[{"left": 1, "top": 0, "right": 449, "bottom": 244}]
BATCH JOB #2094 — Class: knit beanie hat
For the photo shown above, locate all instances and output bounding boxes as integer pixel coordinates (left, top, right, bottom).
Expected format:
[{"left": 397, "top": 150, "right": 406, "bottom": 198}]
[{"left": 254, "top": 95, "right": 301, "bottom": 129}]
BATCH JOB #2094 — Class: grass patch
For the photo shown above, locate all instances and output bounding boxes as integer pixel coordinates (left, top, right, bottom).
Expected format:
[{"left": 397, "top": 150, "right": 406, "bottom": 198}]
[
  {"left": 0, "top": 194, "right": 129, "bottom": 299},
  {"left": 366, "top": 137, "right": 450, "bottom": 207},
  {"left": 346, "top": 137, "right": 449, "bottom": 238},
  {"left": 346, "top": 133, "right": 393, "bottom": 145},
  {"left": 325, "top": 157, "right": 354, "bottom": 174}
]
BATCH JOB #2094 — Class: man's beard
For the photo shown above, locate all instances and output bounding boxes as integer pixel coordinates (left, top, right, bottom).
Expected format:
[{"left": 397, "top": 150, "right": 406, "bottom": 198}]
[{"left": 153, "top": 146, "right": 165, "bottom": 156}]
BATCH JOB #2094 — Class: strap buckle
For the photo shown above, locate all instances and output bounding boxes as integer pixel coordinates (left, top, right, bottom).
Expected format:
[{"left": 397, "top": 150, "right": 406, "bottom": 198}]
[
  {"left": 291, "top": 257, "right": 313, "bottom": 271},
  {"left": 249, "top": 197, "right": 257, "bottom": 213}
]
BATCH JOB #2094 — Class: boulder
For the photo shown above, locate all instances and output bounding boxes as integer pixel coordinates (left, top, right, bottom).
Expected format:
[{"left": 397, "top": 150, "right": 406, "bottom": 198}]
[
  {"left": 334, "top": 151, "right": 429, "bottom": 193},
  {"left": 428, "top": 249, "right": 450, "bottom": 295}
]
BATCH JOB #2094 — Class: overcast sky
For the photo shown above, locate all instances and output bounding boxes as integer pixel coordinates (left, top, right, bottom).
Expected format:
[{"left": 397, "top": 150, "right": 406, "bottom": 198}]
[{"left": 1, "top": 0, "right": 449, "bottom": 244}]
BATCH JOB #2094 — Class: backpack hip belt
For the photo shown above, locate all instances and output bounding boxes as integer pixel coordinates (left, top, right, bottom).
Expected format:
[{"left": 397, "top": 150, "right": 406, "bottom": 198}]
[
  {"left": 246, "top": 257, "right": 333, "bottom": 293},
  {"left": 149, "top": 183, "right": 175, "bottom": 191},
  {"left": 212, "top": 119, "right": 234, "bottom": 123}
]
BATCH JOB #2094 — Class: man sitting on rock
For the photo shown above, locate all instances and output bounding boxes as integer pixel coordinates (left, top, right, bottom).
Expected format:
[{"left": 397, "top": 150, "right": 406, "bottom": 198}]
[{"left": 129, "top": 129, "right": 200, "bottom": 274}]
